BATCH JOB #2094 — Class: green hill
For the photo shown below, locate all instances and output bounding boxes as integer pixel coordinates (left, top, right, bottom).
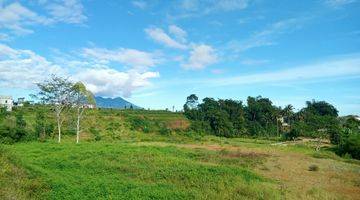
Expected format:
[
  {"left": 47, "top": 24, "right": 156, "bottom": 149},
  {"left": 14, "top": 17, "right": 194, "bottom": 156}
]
[{"left": 0, "top": 106, "right": 359, "bottom": 199}]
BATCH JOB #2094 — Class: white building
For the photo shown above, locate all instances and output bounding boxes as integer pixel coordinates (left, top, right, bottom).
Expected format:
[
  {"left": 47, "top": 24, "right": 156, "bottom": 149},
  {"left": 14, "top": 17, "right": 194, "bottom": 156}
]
[{"left": 0, "top": 95, "right": 13, "bottom": 111}]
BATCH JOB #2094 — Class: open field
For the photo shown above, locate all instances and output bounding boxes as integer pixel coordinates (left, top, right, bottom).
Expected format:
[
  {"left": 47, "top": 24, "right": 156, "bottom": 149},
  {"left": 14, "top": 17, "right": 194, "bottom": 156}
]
[{"left": 1, "top": 135, "right": 359, "bottom": 200}]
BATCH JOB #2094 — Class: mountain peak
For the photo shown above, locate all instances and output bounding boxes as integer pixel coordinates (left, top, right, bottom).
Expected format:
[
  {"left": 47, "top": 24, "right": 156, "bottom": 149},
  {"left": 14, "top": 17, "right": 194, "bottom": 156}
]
[{"left": 95, "top": 96, "right": 141, "bottom": 109}]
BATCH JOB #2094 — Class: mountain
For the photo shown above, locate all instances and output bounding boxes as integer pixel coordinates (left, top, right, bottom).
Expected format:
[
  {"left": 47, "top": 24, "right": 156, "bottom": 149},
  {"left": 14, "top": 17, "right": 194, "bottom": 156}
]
[{"left": 95, "top": 96, "right": 141, "bottom": 109}]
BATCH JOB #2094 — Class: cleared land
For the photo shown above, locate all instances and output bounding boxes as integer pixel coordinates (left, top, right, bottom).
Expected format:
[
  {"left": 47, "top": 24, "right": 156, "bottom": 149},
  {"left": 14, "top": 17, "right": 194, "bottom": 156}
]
[
  {"left": 1, "top": 109, "right": 359, "bottom": 199},
  {"left": 1, "top": 135, "right": 359, "bottom": 200}
]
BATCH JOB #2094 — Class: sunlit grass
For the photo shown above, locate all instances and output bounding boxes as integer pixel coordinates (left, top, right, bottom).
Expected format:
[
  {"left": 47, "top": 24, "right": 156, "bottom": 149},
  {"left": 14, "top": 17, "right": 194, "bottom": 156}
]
[{"left": 1, "top": 141, "right": 281, "bottom": 199}]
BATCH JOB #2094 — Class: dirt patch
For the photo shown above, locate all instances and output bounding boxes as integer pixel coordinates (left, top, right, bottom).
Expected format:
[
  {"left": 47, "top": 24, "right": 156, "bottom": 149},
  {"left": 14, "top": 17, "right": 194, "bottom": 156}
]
[
  {"left": 256, "top": 151, "right": 360, "bottom": 200},
  {"left": 220, "top": 151, "right": 269, "bottom": 159},
  {"left": 166, "top": 119, "right": 190, "bottom": 130}
]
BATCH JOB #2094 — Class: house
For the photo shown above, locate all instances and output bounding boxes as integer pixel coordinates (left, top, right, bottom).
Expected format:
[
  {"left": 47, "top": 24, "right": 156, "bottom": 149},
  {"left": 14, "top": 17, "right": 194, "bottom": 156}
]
[{"left": 0, "top": 95, "right": 13, "bottom": 111}]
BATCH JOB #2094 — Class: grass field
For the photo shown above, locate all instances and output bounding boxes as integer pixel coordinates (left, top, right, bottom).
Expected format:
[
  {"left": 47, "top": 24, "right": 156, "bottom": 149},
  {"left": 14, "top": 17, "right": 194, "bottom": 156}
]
[
  {"left": 1, "top": 108, "right": 359, "bottom": 199},
  {"left": 1, "top": 134, "right": 360, "bottom": 200}
]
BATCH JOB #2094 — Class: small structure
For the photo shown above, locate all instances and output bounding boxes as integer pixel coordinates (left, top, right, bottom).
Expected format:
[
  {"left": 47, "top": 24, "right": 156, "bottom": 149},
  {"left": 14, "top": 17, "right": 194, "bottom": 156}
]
[
  {"left": 278, "top": 117, "right": 291, "bottom": 132},
  {"left": 0, "top": 95, "right": 13, "bottom": 111}
]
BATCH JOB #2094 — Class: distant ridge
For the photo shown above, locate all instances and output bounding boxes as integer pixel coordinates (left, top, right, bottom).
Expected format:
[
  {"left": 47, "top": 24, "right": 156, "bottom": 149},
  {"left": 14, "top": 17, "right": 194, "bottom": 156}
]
[{"left": 95, "top": 96, "right": 141, "bottom": 109}]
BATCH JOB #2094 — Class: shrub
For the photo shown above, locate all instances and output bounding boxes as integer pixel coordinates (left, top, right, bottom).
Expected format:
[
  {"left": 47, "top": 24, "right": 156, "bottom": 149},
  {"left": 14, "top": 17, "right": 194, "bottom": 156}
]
[
  {"left": 129, "top": 117, "right": 151, "bottom": 132},
  {"left": 0, "top": 125, "right": 15, "bottom": 144},
  {"left": 337, "top": 132, "right": 360, "bottom": 160},
  {"left": 308, "top": 164, "right": 319, "bottom": 171},
  {"left": 89, "top": 127, "right": 102, "bottom": 141},
  {"left": 282, "top": 127, "right": 300, "bottom": 141},
  {"left": 14, "top": 111, "right": 27, "bottom": 141},
  {"left": 189, "top": 121, "right": 211, "bottom": 134},
  {"left": 159, "top": 126, "right": 171, "bottom": 135},
  {"left": 35, "top": 110, "right": 54, "bottom": 140}
]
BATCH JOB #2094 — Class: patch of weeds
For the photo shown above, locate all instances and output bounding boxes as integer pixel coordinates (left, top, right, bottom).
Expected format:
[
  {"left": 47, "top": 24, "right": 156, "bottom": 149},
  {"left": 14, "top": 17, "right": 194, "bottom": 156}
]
[
  {"left": 308, "top": 164, "right": 319, "bottom": 171},
  {"left": 259, "top": 165, "right": 270, "bottom": 171}
]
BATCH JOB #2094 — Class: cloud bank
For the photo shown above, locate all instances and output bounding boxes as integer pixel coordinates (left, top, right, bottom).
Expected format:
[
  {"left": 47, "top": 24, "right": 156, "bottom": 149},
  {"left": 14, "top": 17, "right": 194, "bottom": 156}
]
[{"left": 0, "top": 44, "right": 160, "bottom": 98}]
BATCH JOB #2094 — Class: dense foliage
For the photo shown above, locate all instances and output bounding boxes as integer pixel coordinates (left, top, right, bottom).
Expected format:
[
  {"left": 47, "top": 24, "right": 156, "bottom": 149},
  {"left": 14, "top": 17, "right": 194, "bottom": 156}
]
[
  {"left": 184, "top": 95, "right": 283, "bottom": 137},
  {"left": 183, "top": 94, "right": 360, "bottom": 159}
]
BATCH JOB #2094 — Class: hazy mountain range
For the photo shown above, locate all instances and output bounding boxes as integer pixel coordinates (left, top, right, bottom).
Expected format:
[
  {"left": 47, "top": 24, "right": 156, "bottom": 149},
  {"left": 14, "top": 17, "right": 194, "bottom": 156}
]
[{"left": 95, "top": 96, "right": 141, "bottom": 109}]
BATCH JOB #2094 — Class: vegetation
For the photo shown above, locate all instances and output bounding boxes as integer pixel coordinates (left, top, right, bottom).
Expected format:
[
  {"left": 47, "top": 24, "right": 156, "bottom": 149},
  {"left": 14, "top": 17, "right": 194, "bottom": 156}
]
[
  {"left": 1, "top": 135, "right": 359, "bottom": 199},
  {"left": 0, "top": 76, "right": 359, "bottom": 199},
  {"left": 183, "top": 94, "right": 359, "bottom": 158}
]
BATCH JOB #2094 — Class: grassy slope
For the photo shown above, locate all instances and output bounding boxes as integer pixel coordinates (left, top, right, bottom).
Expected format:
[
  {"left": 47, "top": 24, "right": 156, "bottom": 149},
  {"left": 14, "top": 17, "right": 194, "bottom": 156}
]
[
  {"left": 1, "top": 141, "right": 280, "bottom": 200},
  {"left": 1, "top": 108, "right": 360, "bottom": 199},
  {"left": 1, "top": 137, "right": 360, "bottom": 199}
]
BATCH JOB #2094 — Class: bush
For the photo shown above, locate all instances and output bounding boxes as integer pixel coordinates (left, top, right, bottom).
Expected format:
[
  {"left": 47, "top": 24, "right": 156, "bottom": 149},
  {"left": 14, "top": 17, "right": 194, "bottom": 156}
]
[
  {"left": 337, "top": 132, "right": 360, "bottom": 160},
  {"left": 35, "top": 110, "right": 54, "bottom": 140},
  {"left": 0, "top": 125, "right": 15, "bottom": 144},
  {"left": 129, "top": 117, "right": 151, "bottom": 132},
  {"left": 159, "top": 126, "right": 171, "bottom": 135},
  {"left": 89, "top": 127, "right": 102, "bottom": 141},
  {"left": 282, "top": 128, "right": 300, "bottom": 141},
  {"left": 308, "top": 164, "right": 319, "bottom": 171},
  {"left": 189, "top": 121, "right": 211, "bottom": 134}
]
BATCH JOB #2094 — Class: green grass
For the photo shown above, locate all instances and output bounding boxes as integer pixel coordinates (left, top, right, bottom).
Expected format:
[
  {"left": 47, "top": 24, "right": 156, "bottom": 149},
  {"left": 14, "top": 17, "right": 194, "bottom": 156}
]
[
  {"left": 3, "top": 107, "right": 359, "bottom": 199},
  {"left": 1, "top": 141, "right": 281, "bottom": 200}
]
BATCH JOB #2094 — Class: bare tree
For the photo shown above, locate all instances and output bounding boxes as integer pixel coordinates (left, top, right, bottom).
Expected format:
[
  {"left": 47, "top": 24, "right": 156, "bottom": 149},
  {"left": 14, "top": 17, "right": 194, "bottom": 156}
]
[
  {"left": 71, "top": 82, "right": 95, "bottom": 144},
  {"left": 33, "top": 75, "right": 73, "bottom": 143}
]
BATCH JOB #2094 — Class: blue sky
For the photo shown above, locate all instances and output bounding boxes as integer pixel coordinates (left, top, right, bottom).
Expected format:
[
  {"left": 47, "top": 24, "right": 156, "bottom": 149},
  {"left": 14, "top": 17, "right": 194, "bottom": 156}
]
[{"left": 0, "top": 0, "right": 359, "bottom": 115}]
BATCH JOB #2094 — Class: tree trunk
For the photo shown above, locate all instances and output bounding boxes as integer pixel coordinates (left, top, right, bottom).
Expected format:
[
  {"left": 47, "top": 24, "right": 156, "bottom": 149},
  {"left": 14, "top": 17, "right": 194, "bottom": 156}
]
[
  {"left": 76, "top": 107, "right": 80, "bottom": 144},
  {"left": 57, "top": 114, "right": 61, "bottom": 143}
]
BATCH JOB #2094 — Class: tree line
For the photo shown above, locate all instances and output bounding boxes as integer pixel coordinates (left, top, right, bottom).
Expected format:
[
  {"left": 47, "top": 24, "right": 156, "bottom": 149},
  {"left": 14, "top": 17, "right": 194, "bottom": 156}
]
[
  {"left": 183, "top": 94, "right": 360, "bottom": 159},
  {"left": 0, "top": 75, "right": 95, "bottom": 144}
]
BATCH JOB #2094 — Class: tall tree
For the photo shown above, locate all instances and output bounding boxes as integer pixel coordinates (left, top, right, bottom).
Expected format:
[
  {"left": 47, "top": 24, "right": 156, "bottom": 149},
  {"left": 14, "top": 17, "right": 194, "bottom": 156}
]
[
  {"left": 281, "top": 104, "right": 294, "bottom": 125},
  {"left": 184, "top": 94, "right": 199, "bottom": 110},
  {"left": 71, "top": 82, "right": 95, "bottom": 144},
  {"left": 33, "top": 75, "right": 73, "bottom": 143},
  {"left": 304, "top": 100, "right": 338, "bottom": 117}
]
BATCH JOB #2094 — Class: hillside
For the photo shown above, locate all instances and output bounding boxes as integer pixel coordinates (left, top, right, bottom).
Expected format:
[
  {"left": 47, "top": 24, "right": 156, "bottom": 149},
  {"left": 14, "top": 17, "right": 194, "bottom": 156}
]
[{"left": 0, "top": 107, "right": 359, "bottom": 199}]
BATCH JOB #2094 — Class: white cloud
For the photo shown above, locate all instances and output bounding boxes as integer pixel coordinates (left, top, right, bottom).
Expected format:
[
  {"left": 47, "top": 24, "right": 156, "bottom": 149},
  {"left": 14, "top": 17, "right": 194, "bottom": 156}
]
[
  {"left": 240, "top": 59, "right": 269, "bottom": 65},
  {"left": 82, "top": 47, "right": 158, "bottom": 69},
  {"left": 132, "top": 1, "right": 147, "bottom": 9},
  {"left": 0, "top": 44, "right": 160, "bottom": 97},
  {"left": 202, "top": 54, "right": 360, "bottom": 86},
  {"left": 228, "top": 18, "right": 306, "bottom": 52},
  {"left": 168, "top": 25, "right": 187, "bottom": 43},
  {"left": 45, "top": 0, "right": 87, "bottom": 24},
  {"left": 145, "top": 25, "right": 217, "bottom": 70},
  {"left": 74, "top": 68, "right": 159, "bottom": 97},
  {"left": 0, "top": 44, "right": 65, "bottom": 89},
  {"left": 325, "top": 0, "right": 356, "bottom": 8},
  {"left": 0, "top": 1, "right": 86, "bottom": 36},
  {"left": 0, "top": 2, "right": 51, "bottom": 35},
  {"left": 180, "top": 0, "right": 199, "bottom": 11},
  {"left": 145, "top": 27, "right": 187, "bottom": 49},
  {"left": 210, "top": 0, "right": 249, "bottom": 12},
  {"left": 183, "top": 44, "right": 218, "bottom": 70},
  {"left": 178, "top": 0, "right": 250, "bottom": 16},
  {"left": 211, "top": 69, "right": 225, "bottom": 74},
  {"left": 0, "top": 33, "right": 10, "bottom": 41}
]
